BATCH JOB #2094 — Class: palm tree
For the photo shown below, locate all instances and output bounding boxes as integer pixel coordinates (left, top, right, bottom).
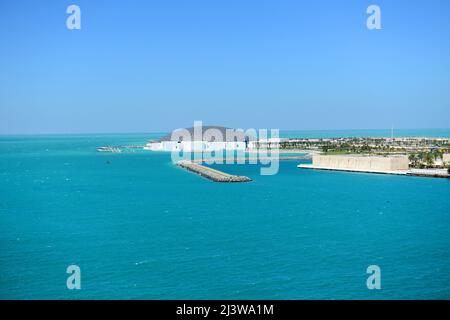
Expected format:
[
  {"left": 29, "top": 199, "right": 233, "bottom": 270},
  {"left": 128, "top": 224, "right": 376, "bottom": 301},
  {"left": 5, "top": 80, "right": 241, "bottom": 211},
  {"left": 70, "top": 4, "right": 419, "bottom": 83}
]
[
  {"left": 408, "top": 153, "right": 418, "bottom": 167},
  {"left": 417, "top": 152, "right": 425, "bottom": 162},
  {"left": 432, "top": 149, "right": 443, "bottom": 161},
  {"left": 424, "top": 152, "right": 434, "bottom": 168}
]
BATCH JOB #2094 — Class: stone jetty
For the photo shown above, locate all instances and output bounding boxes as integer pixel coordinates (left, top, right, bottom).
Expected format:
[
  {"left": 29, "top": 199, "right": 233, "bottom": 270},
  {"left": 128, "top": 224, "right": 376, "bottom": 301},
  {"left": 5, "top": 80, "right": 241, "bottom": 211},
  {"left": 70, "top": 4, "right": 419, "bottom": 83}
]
[{"left": 177, "top": 160, "right": 252, "bottom": 182}]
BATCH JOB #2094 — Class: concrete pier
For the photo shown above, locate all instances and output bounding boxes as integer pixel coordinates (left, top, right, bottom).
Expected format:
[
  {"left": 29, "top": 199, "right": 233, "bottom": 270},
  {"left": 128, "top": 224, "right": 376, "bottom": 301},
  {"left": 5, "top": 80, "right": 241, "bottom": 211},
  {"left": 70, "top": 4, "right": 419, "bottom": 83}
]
[
  {"left": 191, "top": 155, "right": 311, "bottom": 163},
  {"left": 177, "top": 160, "right": 252, "bottom": 182},
  {"left": 298, "top": 164, "right": 409, "bottom": 175}
]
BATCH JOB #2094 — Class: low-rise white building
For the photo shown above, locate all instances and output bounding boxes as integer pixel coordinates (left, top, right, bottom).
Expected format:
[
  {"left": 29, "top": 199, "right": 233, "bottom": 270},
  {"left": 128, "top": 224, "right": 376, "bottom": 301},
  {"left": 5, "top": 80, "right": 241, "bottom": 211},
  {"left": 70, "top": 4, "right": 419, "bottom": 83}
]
[
  {"left": 144, "top": 126, "right": 257, "bottom": 152},
  {"left": 312, "top": 154, "right": 409, "bottom": 171}
]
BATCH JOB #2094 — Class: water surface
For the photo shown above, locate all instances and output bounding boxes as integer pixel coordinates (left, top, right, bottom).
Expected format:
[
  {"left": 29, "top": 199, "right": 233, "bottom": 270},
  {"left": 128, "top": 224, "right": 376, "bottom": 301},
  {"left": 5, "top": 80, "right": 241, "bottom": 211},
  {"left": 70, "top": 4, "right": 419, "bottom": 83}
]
[{"left": 0, "top": 132, "right": 449, "bottom": 299}]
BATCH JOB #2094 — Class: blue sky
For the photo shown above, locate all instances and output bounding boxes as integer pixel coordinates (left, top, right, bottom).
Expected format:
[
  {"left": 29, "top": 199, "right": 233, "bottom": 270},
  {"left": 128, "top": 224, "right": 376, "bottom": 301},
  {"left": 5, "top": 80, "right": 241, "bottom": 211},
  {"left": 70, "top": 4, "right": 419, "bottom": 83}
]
[{"left": 0, "top": 0, "right": 449, "bottom": 134}]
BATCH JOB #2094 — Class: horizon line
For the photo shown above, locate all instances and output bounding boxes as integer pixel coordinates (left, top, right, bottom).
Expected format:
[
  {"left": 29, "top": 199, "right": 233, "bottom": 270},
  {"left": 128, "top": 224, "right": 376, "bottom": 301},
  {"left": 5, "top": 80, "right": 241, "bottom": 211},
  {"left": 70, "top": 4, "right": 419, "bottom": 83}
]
[{"left": 1, "top": 127, "right": 450, "bottom": 137}]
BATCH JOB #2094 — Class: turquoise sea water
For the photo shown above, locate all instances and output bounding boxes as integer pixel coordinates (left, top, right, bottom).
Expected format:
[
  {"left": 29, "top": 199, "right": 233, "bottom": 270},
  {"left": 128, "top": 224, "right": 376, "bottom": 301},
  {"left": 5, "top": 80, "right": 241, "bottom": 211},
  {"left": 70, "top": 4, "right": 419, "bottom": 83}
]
[{"left": 0, "top": 130, "right": 450, "bottom": 299}]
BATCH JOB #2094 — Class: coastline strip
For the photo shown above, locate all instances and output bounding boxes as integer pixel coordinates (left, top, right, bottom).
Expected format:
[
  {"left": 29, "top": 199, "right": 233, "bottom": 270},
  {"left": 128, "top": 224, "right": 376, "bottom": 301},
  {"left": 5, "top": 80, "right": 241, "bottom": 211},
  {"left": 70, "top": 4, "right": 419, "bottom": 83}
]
[{"left": 298, "top": 164, "right": 450, "bottom": 178}]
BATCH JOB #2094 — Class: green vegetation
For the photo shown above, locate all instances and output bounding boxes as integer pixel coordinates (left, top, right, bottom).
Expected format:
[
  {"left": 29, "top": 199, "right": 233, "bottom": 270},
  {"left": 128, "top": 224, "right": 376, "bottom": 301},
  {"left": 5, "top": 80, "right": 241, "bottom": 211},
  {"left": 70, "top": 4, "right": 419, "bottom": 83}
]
[
  {"left": 408, "top": 153, "right": 419, "bottom": 167},
  {"left": 320, "top": 143, "right": 397, "bottom": 154},
  {"left": 408, "top": 151, "right": 446, "bottom": 168},
  {"left": 280, "top": 137, "right": 450, "bottom": 155}
]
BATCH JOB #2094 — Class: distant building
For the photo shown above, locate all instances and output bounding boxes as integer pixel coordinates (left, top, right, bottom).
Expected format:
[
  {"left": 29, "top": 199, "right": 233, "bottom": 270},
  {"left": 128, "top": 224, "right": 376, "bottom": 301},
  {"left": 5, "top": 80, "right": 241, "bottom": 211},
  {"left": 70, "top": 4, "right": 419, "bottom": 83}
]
[
  {"left": 144, "top": 126, "right": 257, "bottom": 152},
  {"left": 250, "top": 138, "right": 283, "bottom": 150}
]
